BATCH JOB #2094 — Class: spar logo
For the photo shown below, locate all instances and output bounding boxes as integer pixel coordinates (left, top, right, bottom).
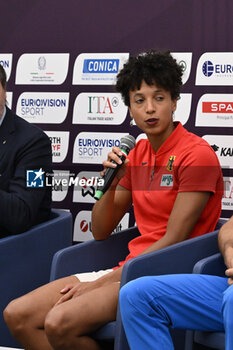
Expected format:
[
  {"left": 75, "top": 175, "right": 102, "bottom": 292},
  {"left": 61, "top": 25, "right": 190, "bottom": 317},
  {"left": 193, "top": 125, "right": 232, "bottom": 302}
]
[
  {"left": 72, "top": 93, "right": 127, "bottom": 125},
  {"left": 202, "top": 102, "right": 233, "bottom": 113},
  {"left": 196, "top": 94, "right": 233, "bottom": 127}
]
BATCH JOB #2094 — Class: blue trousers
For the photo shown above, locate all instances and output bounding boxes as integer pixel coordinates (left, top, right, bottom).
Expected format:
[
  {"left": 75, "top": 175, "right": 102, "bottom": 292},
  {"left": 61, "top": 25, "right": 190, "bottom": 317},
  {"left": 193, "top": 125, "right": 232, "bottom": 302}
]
[{"left": 119, "top": 274, "right": 233, "bottom": 350}]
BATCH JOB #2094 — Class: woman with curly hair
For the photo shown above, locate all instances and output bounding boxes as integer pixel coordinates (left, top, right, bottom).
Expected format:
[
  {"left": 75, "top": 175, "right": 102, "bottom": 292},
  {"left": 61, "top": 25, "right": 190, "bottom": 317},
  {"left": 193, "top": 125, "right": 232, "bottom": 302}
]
[{"left": 4, "top": 50, "right": 223, "bottom": 350}]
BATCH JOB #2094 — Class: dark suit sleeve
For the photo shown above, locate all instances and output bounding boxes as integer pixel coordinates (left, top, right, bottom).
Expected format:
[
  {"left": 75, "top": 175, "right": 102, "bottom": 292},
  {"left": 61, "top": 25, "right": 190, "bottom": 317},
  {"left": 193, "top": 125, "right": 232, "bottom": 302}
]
[{"left": 0, "top": 130, "right": 52, "bottom": 235}]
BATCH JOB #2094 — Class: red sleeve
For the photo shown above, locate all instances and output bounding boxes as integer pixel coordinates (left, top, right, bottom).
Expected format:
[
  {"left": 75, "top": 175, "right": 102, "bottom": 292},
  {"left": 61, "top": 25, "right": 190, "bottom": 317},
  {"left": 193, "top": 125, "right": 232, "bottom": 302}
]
[{"left": 177, "top": 144, "right": 222, "bottom": 193}]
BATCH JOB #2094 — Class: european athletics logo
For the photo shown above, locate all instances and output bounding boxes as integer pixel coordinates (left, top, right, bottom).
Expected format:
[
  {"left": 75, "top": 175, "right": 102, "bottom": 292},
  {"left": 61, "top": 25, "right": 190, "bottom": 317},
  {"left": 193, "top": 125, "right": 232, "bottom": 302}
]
[
  {"left": 26, "top": 168, "right": 45, "bottom": 188},
  {"left": 202, "top": 61, "right": 214, "bottom": 77}
]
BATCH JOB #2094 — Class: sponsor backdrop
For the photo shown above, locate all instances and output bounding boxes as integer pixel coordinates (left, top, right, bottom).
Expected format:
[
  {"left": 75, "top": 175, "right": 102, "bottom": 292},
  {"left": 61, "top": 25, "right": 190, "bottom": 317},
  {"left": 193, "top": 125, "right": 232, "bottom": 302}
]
[{"left": 1, "top": 0, "right": 233, "bottom": 242}]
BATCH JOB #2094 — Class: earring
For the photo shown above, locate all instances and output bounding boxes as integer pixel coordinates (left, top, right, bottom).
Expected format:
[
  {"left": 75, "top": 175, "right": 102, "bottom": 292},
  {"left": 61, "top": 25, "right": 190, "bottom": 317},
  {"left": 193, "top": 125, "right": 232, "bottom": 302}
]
[{"left": 130, "top": 118, "right": 134, "bottom": 127}]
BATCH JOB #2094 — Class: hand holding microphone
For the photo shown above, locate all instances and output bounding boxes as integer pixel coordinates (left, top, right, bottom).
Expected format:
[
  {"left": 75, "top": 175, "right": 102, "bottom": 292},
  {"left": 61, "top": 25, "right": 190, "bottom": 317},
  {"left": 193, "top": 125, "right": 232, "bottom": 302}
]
[{"left": 94, "top": 135, "right": 136, "bottom": 200}]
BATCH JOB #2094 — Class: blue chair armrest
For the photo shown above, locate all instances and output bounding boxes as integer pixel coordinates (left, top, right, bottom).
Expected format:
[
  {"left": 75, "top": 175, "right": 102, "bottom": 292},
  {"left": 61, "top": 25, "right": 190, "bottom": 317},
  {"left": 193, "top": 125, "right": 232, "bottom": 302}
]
[
  {"left": 194, "top": 331, "right": 225, "bottom": 350},
  {"left": 120, "top": 229, "right": 220, "bottom": 286},
  {"left": 49, "top": 221, "right": 224, "bottom": 350},
  {"left": 185, "top": 253, "right": 226, "bottom": 350},
  {"left": 192, "top": 253, "right": 226, "bottom": 349},
  {"left": 50, "top": 226, "right": 140, "bottom": 281},
  {"left": 193, "top": 253, "right": 226, "bottom": 276},
  {"left": 115, "top": 229, "right": 221, "bottom": 350},
  {"left": 0, "top": 208, "right": 73, "bottom": 347}
]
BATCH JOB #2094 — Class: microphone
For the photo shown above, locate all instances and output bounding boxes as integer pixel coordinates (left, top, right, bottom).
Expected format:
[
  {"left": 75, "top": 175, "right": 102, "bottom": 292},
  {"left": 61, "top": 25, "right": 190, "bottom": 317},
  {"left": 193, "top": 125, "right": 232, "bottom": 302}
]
[{"left": 94, "top": 135, "right": 136, "bottom": 200}]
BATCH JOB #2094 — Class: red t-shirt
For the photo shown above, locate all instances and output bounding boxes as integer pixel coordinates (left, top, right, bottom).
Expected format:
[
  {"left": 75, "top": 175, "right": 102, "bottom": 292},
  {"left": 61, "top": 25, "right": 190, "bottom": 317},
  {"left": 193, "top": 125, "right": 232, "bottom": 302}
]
[{"left": 117, "top": 122, "right": 223, "bottom": 267}]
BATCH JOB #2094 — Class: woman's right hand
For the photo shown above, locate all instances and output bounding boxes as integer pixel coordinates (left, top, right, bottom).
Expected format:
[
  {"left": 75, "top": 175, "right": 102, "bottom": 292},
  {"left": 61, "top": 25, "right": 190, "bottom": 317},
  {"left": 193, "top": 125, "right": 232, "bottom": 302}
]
[{"left": 101, "top": 146, "right": 129, "bottom": 187}]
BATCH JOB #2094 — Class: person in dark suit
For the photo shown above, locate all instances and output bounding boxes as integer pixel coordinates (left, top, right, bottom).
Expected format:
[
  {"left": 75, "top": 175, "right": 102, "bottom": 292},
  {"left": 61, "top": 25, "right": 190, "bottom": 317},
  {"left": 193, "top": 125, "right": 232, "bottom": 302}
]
[{"left": 0, "top": 64, "right": 52, "bottom": 237}]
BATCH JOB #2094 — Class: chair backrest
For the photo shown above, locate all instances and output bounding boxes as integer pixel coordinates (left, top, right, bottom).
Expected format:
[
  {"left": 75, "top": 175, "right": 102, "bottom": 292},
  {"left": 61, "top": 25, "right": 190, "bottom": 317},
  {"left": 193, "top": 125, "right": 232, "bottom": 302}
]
[
  {"left": 49, "top": 218, "right": 225, "bottom": 350},
  {"left": 50, "top": 225, "right": 140, "bottom": 281},
  {"left": 0, "top": 208, "right": 73, "bottom": 348},
  {"left": 185, "top": 252, "right": 226, "bottom": 350}
]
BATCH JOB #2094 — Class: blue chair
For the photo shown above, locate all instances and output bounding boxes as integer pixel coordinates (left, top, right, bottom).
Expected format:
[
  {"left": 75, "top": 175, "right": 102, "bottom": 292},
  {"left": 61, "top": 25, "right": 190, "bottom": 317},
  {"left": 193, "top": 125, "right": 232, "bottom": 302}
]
[
  {"left": 185, "top": 253, "right": 226, "bottom": 350},
  {"left": 0, "top": 208, "right": 73, "bottom": 348},
  {"left": 50, "top": 219, "right": 225, "bottom": 350}
]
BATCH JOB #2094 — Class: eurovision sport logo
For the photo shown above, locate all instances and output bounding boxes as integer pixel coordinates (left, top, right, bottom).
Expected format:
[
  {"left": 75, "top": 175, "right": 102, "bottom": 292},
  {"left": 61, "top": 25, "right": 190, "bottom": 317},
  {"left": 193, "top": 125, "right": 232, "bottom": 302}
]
[
  {"left": 16, "top": 92, "right": 69, "bottom": 124},
  {"left": 72, "top": 132, "right": 127, "bottom": 164}
]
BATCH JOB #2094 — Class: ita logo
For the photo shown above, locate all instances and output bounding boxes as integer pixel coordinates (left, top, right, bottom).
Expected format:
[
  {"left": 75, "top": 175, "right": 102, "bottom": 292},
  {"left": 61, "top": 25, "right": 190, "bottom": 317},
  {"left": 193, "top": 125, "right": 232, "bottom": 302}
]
[{"left": 26, "top": 168, "right": 45, "bottom": 187}]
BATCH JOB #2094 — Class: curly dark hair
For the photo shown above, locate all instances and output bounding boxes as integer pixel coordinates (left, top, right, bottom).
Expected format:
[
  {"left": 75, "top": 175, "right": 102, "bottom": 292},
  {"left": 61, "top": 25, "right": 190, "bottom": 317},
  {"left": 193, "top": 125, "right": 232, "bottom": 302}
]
[
  {"left": 0, "top": 64, "right": 7, "bottom": 90},
  {"left": 116, "top": 50, "right": 183, "bottom": 107}
]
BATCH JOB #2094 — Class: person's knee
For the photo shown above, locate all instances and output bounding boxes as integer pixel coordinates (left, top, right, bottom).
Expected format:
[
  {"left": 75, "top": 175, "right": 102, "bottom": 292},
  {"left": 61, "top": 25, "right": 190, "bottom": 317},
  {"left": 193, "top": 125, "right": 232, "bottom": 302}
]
[
  {"left": 223, "top": 285, "right": 233, "bottom": 315},
  {"left": 120, "top": 275, "right": 174, "bottom": 322},
  {"left": 45, "top": 307, "right": 71, "bottom": 347},
  {"left": 120, "top": 276, "right": 154, "bottom": 312},
  {"left": 223, "top": 285, "right": 233, "bottom": 303},
  {"left": 120, "top": 280, "right": 138, "bottom": 310},
  {"left": 4, "top": 298, "right": 29, "bottom": 335}
]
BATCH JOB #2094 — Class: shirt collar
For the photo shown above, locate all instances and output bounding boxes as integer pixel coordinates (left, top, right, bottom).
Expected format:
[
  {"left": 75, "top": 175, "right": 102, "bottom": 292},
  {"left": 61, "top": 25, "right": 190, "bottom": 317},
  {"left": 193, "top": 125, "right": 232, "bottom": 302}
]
[
  {"left": 150, "top": 122, "right": 187, "bottom": 156},
  {"left": 0, "top": 106, "right": 6, "bottom": 127}
]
